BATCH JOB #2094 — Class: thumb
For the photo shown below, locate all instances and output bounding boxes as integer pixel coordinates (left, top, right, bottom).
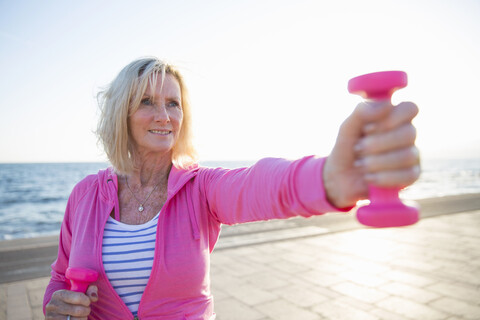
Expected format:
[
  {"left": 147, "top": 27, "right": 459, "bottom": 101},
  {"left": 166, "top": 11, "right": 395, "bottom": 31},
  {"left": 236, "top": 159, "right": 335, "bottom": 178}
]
[{"left": 86, "top": 285, "right": 99, "bottom": 303}]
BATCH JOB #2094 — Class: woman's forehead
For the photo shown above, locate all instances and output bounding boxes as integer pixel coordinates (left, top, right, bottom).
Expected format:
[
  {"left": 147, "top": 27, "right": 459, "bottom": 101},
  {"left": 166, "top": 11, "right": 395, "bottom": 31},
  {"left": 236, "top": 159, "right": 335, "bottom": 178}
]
[{"left": 144, "top": 73, "right": 181, "bottom": 97}]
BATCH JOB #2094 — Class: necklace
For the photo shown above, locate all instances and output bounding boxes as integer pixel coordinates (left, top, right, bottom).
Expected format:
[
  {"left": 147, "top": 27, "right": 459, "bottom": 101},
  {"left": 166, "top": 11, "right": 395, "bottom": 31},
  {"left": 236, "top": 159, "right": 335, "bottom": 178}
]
[{"left": 124, "top": 176, "right": 162, "bottom": 212}]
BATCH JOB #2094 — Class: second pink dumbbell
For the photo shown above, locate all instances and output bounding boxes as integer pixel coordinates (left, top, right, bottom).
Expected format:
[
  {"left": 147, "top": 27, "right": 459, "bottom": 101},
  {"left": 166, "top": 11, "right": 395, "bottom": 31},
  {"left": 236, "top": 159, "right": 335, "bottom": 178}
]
[{"left": 66, "top": 267, "right": 98, "bottom": 293}]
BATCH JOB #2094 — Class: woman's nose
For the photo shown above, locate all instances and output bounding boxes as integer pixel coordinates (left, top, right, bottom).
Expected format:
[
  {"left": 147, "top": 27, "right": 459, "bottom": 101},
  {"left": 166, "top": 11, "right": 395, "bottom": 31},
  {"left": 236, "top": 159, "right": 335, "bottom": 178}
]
[{"left": 153, "top": 104, "right": 170, "bottom": 123}]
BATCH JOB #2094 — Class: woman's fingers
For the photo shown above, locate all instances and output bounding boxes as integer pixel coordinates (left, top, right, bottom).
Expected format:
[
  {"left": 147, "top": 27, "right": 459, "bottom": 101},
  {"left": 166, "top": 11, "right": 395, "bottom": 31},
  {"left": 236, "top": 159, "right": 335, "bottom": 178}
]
[
  {"left": 363, "top": 101, "right": 419, "bottom": 134},
  {"left": 86, "top": 285, "right": 99, "bottom": 303},
  {"left": 355, "top": 146, "right": 421, "bottom": 187},
  {"left": 56, "top": 290, "right": 91, "bottom": 306},
  {"left": 356, "top": 123, "right": 417, "bottom": 155},
  {"left": 354, "top": 101, "right": 420, "bottom": 188},
  {"left": 364, "top": 165, "right": 421, "bottom": 188},
  {"left": 45, "top": 290, "right": 91, "bottom": 319},
  {"left": 356, "top": 146, "right": 420, "bottom": 172},
  {"left": 339, "top": 101, "right": 393, "bottom": 140}
]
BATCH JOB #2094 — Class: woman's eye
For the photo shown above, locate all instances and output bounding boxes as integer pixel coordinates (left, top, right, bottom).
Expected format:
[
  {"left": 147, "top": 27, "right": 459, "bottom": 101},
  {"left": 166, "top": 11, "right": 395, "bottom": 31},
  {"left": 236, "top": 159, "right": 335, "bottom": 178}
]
[
  {"left": 141, "top": 98, "right": 154, "bottom": 106},
  {"left": 167, "top": 101, "right": 180, "bottom": 108}
]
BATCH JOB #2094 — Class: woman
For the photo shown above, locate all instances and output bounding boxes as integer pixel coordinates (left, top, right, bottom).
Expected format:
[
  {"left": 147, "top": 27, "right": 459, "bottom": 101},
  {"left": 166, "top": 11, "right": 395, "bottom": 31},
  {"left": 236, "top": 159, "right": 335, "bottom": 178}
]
[{"left": 43, "top": 57, "right": 420, "bottom": 319}]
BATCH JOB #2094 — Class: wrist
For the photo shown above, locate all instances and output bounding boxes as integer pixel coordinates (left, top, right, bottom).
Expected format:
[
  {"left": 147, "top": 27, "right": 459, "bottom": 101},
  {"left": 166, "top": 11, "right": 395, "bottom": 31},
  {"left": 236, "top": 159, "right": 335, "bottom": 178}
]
[{"left": 323, "top": 157, "right": 356, "bottom": 209}]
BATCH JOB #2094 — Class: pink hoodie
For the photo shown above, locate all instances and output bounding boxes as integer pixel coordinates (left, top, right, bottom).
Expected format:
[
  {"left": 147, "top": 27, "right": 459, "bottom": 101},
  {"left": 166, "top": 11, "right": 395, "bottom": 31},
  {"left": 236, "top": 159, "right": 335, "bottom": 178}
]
[{"left": 43, "top": 156, "right": 346, "bottom": 319}]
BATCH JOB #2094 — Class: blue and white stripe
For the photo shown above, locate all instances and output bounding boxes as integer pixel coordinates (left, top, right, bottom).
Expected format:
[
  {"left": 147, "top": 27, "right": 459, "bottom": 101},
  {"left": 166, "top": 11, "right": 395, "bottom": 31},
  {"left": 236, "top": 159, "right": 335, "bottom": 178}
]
[{"left": 102, "top": 213, "right": 159, "bottom": 316}]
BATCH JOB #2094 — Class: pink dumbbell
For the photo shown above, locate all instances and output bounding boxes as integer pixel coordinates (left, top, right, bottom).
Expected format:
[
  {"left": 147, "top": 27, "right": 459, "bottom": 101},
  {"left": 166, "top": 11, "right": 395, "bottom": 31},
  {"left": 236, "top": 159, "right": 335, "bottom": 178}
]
[
  {"left": 66, "top": 267, "right": 98, "bottom": 293},
  {"left": 348, "top": 71, "right": 419, "bottom": 227}
]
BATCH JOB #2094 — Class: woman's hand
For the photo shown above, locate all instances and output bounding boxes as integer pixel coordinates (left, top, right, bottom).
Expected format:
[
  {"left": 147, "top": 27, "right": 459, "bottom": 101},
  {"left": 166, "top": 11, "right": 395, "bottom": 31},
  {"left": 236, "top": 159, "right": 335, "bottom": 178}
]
[
  {"left": 323, "top": 101, "right": 420, "bottom": 209},
  {"left": 45, "top": 285, "right": 98, "bottom": 319}
]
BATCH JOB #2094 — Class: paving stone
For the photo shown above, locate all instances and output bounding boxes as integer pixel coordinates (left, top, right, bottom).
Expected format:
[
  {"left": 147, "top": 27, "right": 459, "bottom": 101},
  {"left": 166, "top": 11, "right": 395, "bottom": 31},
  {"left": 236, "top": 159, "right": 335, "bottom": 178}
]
[
  {"left": 27, "top": 287, "right": 47, "bottom": 310},
  {"left": 369, "top": 307, "right": 409, "bottom": 320},
  {"left": 430, "top": 297, "right": 480, "bottom": 319},
  {"left": 7, "top": 283, "right": 32, "bottom": 320},
  {"left": 24, "top": 278, "right": 49, "bottom": 291},
  {"left": 299, "top": 269, "right": 344, "bottom": 287},
  {"left": 376, "top": 296, "right": 447, "bottom": 320},
  {"left": 334, "top": 296, "right": 376, "bottom": 312},
  {"left": 210, "top": 251, "right": 238, "bottom": 265},
  {"left": 244, "top": 252, "right": 281, "bottom": 265},
  {"left": 227, "top": 246, "right": 261, "bottom": 256},
  {"left": 338, "top": 270, "right": 389, "bottom": 287},
  {"left": 426, "top": 247, "right": 475, "bottom": 263},
  {"left": 31, "top": 307, "right": 44, "bottom": 320},
  {"left": 215, "top": 298, "right": 266, "bottom": 320},
  {"left": 254, "top": 242, "right": 288, "bottom": 255},
  {"left": 211, "top": 273, "right": 244, "bottom": 291},
  {"left": 380, "top": 282, "right": 440, "bottom": 304},
  {"left": 0, "top": 284, "right": 7, "bottom": 320},
  {"left": 315, "top": 251, "right": 359, "bottom": 267},
  {"left": 255, "top": 299, "right": 322, "bottom": 320},
  {"left": 281, "top": 251, "right": 320, "bottom": 264},
  {"left": 433, "top": 267, "right": 480, "bottom": 286},
  {"left": 311, "top": 259, "right": 348, "bottom": 275},
  {"left": 331, "top": 282, "right": 388, "bottom": 304},
  {"left": 271, "top": 286, "right": 328, "bottom": 308},
  {"left": 327, "top": 236, "right": 399, "bottom": 262},
  {"left": 312, "top": 300, "right": 379, "bottom": 320},
  {"left": 269, "top": 258, "right": 311, "bottom": 274},
  {"left": 310, "top": 285, "right": 343, "bottom": 300},
  {"left": 211, "top": 287, "right": 231, "bottom": 302},
  {"left": 344, "top": 260, "right": 391, "bottom": 275},
  {"left": 226, "top": 284, "right": 277, "bottom": 306},
  {"left": 380, "top": 269, "right": 437, "bottom": 287},
  {"left": 222, "top": 259, "right": 268, "bottom": 277},
  {"left": 426, "top": 282, "right": 480, "bottom": 305},
  {"left": 244, "top": 272, "right": 289, "bottom": 290},
  {"left": 389, "top": 257, "right": 440, "bottom": 272}
]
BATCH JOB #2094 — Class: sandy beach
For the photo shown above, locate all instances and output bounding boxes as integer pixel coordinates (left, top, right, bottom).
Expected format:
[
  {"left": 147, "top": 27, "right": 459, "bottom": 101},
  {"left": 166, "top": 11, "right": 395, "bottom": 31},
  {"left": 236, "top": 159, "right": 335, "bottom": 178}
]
[{"left": 1, "top": 193, "right": 479, "bottom": 319}]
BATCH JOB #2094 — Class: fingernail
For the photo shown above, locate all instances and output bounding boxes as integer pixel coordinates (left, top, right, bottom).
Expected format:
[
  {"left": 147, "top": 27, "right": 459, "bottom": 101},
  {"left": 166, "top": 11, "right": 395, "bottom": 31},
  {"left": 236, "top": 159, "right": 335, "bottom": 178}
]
[
  {"left": 363, "top": 123, "right": 377, "bottom": 134},
  {"left": 365, "top": 173, "right": 376, "bottom": 183},
  {"left": 354, "top": 142, "right": 364, "bottom": 153},
  {"left": 354, "top": 159, "right": 365, "bottom": 168}
]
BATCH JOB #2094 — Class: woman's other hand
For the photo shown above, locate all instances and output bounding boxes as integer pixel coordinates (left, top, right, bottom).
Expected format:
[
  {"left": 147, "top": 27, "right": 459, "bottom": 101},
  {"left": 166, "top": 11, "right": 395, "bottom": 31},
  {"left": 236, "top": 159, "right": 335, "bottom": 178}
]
[
  {"left": 45, "top": 285, "right": 98, "bottom": 319},
  {"left": 323, "top": 101, "right": 420, "bottom": 208}
]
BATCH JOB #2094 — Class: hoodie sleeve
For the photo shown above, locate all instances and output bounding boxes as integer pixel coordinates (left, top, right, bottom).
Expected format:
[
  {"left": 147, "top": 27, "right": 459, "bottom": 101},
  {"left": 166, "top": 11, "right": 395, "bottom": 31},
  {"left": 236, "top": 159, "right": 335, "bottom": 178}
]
[
  {"left": 42, "top": 183, "right": 80, "bottom": 314},
  {"left": 202, "top": 156, "right": 351, "bottom": 225}
]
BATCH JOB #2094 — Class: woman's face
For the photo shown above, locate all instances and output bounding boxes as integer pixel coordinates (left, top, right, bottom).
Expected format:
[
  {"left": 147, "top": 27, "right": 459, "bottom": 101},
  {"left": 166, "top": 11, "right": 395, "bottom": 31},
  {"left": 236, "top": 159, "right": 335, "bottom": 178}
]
[{"left": 128, "top": 73, "right": 183, "bottom": 159}]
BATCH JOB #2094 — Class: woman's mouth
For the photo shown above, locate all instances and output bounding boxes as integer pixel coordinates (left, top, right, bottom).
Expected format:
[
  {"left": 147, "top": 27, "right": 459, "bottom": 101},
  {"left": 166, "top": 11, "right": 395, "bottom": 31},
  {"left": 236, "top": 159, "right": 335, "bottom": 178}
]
[{"left": 149, "top": 130, "right": 171, "bottom": 135}]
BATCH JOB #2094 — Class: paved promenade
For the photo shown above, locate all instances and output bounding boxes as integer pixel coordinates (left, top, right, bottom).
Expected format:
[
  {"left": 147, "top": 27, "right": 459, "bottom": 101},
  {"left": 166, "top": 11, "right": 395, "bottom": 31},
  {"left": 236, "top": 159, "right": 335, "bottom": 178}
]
[{"left": 2, "top": 209, "right": 480, "bottom": 319}]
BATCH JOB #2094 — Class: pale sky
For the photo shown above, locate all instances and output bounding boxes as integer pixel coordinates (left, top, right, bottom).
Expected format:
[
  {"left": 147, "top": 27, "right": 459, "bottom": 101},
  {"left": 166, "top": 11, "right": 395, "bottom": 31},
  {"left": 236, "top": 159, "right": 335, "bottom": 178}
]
[{"left": 1, "top": 0, "right": 479, "bottom": 163}]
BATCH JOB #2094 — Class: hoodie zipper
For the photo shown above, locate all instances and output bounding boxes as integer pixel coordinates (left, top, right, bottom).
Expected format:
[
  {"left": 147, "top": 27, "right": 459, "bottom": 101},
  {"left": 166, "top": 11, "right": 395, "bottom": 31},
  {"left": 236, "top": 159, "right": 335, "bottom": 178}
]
[{"left": 137, "top": 170, "right": 198, "bottom": 318}]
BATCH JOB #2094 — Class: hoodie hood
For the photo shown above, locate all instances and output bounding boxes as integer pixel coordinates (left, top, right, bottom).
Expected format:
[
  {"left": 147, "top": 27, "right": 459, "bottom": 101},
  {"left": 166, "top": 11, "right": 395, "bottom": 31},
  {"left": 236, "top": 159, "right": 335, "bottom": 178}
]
[{"left": 167, "top": 163, "right": 200, "bottom": 197}]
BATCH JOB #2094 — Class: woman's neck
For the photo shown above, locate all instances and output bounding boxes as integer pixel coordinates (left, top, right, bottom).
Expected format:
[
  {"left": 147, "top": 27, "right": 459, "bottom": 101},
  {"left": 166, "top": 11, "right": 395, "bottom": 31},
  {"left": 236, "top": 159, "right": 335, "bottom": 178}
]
[{"left": 128, "top": 153, "right": 173, "bottom": 187}]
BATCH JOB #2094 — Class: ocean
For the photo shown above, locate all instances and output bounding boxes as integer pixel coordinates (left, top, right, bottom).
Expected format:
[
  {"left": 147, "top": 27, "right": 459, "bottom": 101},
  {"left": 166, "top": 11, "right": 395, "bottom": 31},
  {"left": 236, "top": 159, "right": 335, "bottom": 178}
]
[{"left": 1, "top": 158, "right": 479, "bottom": 240}]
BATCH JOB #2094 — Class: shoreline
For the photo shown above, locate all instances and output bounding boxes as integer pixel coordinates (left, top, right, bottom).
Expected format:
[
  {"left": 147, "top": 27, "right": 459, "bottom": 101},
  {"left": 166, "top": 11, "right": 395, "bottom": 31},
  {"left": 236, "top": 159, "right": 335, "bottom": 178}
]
[{"left": 1, "top": 193, "right": 479, "bottom": 284}]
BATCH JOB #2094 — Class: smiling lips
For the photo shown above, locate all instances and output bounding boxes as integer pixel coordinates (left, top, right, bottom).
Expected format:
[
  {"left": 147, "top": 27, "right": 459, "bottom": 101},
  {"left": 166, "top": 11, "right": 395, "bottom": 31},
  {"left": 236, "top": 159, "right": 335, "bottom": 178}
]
[{"left": 149, "top": 129, "right": 171, "bottom": 135}]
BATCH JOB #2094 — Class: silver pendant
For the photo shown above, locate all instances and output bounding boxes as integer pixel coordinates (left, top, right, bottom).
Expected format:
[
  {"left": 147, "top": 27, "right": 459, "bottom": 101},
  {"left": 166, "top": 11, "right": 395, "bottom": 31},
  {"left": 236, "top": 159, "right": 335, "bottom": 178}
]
[{"left": 138, "top": 205, "right": 144, "bottom": 212}]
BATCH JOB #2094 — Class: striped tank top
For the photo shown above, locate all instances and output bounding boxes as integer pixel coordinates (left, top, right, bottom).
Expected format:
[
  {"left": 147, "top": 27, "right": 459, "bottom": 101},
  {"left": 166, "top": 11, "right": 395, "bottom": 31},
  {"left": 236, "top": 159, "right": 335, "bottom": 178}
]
[{"left": 102, "top": 212, "right": 159, "bottom": 317}]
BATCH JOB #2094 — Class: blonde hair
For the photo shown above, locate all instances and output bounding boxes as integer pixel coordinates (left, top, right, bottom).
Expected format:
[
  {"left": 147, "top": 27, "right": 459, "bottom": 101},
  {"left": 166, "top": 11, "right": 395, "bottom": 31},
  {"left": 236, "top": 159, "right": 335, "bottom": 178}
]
[{"left": 96, "top": 57, "right": 197, "bottom": 174}]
